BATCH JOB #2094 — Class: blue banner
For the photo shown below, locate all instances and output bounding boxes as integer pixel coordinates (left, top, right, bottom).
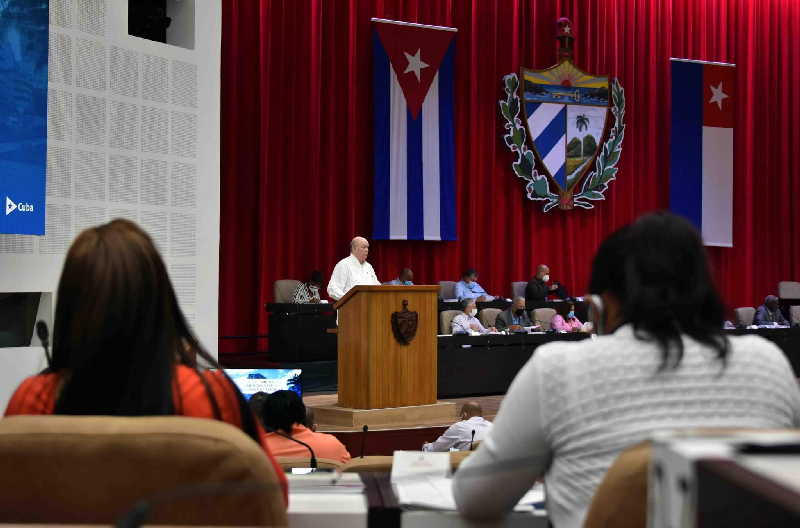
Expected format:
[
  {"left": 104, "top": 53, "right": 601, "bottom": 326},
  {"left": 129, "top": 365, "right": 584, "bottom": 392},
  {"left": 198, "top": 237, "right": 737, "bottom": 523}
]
[{"left": 0, "top": 1, "right": 48, "bottom": 235}]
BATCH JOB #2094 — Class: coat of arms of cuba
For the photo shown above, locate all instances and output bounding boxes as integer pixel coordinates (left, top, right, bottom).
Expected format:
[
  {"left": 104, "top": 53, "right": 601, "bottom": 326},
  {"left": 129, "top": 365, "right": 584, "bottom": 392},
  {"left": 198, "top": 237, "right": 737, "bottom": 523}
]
[{"left": 499, "top": 18, "right": 625, "bottom": 211}]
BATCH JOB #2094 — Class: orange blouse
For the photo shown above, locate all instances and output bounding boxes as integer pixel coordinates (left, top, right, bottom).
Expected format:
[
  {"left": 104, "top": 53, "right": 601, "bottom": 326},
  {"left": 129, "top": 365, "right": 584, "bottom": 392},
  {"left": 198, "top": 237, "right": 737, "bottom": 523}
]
[{"left": 4, "top": 365, "right": 288, "bottom": 504}]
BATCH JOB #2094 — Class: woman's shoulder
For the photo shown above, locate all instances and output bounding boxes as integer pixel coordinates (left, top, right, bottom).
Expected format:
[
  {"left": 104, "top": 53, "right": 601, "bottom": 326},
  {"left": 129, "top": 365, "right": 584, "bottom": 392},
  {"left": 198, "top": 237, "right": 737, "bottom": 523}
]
[{"left": 5, "top": 372, "right": 60, "bottom": 415}]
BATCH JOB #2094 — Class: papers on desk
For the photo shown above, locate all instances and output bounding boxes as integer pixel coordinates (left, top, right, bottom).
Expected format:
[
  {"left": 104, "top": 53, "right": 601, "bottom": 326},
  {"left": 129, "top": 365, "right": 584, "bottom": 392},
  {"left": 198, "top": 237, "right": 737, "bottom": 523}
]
[{"left": 392, "top": 451, "right": 545, "bottom": 512}]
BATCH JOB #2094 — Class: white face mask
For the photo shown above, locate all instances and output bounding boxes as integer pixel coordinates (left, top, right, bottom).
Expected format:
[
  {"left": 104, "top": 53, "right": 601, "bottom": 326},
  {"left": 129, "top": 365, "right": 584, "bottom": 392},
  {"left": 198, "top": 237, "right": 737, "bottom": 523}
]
[
  {"left": 469, "top": 308, "right": 478, "bottom": 317},
  {"left": 542, "top": 274, "right": 550, "bottom": 283}
]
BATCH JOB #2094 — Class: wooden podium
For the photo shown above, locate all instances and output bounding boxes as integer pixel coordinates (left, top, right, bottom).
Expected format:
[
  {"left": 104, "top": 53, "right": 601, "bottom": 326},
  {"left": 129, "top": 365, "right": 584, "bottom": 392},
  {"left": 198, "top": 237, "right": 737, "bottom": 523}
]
[{"left": 314, "top": 285, "right": 456, "bottom": 429}]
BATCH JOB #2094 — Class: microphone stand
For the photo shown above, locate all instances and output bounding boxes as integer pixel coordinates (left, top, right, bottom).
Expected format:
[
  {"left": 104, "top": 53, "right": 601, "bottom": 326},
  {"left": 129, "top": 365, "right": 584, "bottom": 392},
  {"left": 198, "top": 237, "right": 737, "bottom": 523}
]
[{"left": 264, "top": 426, "right": 317, "bottom": 469}]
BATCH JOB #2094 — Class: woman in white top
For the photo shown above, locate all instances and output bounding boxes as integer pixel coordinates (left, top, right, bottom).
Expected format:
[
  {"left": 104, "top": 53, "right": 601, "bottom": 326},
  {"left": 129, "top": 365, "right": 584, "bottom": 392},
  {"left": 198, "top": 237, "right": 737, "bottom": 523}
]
[{"left": 453, "top": 212, "right": 800, "bottom": 528}]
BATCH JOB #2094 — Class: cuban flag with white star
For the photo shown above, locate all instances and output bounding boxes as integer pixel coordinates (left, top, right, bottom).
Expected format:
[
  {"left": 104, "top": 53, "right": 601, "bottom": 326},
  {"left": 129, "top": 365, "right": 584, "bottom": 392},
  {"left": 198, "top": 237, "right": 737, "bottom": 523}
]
[
  {"left": 372, "top": 19, "right": 457, "bottom": 241},
  {"left": 670, "top": 59, "right": 736, "bottom": 247}
]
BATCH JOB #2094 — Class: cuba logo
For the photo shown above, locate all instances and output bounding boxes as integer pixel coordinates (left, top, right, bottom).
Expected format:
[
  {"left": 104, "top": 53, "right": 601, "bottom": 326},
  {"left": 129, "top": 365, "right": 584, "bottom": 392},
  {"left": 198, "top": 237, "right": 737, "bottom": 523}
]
[
  {"left": 6, "top": 196, "right": 34, "bottom": 216},
  {"left": 499, "top": 18, "right": 625, "bottom": 212}
]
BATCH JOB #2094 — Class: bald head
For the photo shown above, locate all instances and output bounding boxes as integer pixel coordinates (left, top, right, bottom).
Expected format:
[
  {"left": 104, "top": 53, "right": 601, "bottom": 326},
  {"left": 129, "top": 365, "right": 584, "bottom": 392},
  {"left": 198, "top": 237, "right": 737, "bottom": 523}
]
[
  {"left": 460, "top": 401, "right": 483, "bottom": 419},
  {"left": 536, "top": 264, "right": 550, "bottom": 280},
  {"left": 350, "top": 237, "right": 370, "bottom": 263}
]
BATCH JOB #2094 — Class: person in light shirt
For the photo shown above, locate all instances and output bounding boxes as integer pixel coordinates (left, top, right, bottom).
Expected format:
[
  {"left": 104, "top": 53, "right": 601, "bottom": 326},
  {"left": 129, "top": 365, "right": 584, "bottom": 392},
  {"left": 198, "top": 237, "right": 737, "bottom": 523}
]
[
  {"left": 423, "top": 402, "right": 493, "bottom": 452},
  {"left": 451, "top": 299, "right": 496, "bottom": 334},
  {"left": 455, "top": 269, "right": 493, "bottom": 301},
  {"left": 388, "top": 268, "right": 414, "bottom": 285},
  {"left": 326, "top": 236, "right": 380, "bottom": 300},
  {"left": 550, "top": 302, "right": 584, "bottom": 332}
]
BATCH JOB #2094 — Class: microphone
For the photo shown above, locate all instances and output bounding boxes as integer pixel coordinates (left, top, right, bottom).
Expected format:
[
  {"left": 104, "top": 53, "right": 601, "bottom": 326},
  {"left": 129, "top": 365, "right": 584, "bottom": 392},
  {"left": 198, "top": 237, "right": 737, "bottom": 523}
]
[
  {"left": 359, "top": 425, "right": 368, "bottom": 458},
  {"left": 36, "top": 320, "right": 51, "bottom": 367},
  {"left": 263, "top": 426, "right": 317, "bottom": 469},
  {"left": 470, "top": 430, "right": 476, "bottom": 451}
]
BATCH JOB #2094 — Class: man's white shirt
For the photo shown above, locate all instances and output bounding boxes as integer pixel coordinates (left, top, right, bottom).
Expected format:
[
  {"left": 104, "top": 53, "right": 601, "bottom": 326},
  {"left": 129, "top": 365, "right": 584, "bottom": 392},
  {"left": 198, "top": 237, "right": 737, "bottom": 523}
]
[
  {"left": 327, "top": 254, "right": 380, "bottom": 300},
  {"left": 422, "top": 416, "right": 493, "bottom": 452}
]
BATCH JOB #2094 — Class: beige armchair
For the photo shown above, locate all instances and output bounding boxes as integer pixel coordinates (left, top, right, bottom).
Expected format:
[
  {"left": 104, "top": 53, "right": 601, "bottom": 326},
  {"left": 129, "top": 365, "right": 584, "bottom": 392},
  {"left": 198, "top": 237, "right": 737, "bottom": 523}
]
[
  {"left": 0, "top": 415, "right": 286, "bottom": 526},
  {"left": 440, "top": 309, "right": 462, "bottom": 334},
  {"left": 273, "top": 279, "right": 301, "bottom": 303},
  {"left": 478, "top": 308, "right": 502, "bottom": 328},
  {"left": 532, "top": 307, "right": 557, "bottom": 330}
]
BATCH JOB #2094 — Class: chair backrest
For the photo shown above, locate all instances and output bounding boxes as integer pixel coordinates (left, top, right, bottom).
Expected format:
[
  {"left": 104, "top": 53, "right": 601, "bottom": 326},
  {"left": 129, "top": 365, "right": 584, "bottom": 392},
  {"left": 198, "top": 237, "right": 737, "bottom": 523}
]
[
  {"left": 341, "top": 456, "right": 394, "bottom": 473},
  {"left": 510, "top": 281, "right": 527, "bottom": 299},
  {"left": 0, "top": 415, "right": 286, "bottom": 526},
  {"left": 778, "top": 281, "right": 800, "bottom": 299},
  {"left": 791, "top": 306, "right": 800, "bottom": 325},
  {"left": 584, "top": 442, "right": 650, "bottom": 528},
  {"left": 439, "top": 280, "right": 457, "bottom": 300},
  {"left": 478, "top": 308, "right": 502, "bottom": 328},
  {"left": 532, "top": 307, "right": 557, "bottom": 330},
  {"left": 274, "top": 279, "right": 301, "bottom": 303},
  {"left": 440, "top": 310, "right": 462, "bottom": 334},
  {"left": 276, "top": 457, "right": 342, "bottom": 470},
  {"left": 734, "top": 306, "right": 756, "bottom": 327}
]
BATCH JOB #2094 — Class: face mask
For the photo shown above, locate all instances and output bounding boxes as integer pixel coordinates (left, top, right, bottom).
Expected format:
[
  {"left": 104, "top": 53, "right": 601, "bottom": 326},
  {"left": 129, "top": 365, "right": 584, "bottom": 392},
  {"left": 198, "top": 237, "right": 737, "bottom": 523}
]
[
  {"left": 567, "top": 311, "right": 575, "bottom": 319},
  {"left": 515, "top": 309, "right": 525, "bottom": 316},
  {"left": 542, "top": 274, "right": 550, "bottom": 283},
  {"left": 469, "top": 308, "right": 478, "bottom": 317},
  {"left": 402, "top": 280, "right": 412, "bottom": 286},
  {"left": 309, "top": 285, "right": 319, "bottom": 291}
]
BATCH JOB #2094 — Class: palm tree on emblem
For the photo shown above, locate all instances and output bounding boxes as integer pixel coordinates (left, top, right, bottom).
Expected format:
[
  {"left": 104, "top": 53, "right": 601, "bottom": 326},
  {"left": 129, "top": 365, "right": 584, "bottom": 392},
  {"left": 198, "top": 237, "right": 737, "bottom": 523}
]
[{"left": 575, "top": 113, "right": 590, "bottom": 159}]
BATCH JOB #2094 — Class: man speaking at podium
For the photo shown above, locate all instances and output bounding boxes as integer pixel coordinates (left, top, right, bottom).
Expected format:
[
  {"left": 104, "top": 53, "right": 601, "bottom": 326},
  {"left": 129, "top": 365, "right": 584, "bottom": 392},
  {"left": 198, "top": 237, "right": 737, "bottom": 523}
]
[{"left": 327, "top": 236, "right": 380, "bottom": 301}]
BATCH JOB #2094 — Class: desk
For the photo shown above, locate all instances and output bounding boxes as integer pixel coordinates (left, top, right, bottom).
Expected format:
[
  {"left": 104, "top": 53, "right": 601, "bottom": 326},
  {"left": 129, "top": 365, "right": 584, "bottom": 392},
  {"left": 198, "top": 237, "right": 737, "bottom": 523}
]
[
  {"left": 439, "top": 299, "right": 589, "bottom": 323},
  {"left": 287, "top": 473, "right": 547, "bottom": 528},
  {"left": 438, "top": 332, "right": 589, "bottom": 397},
  {"left": 265, "top": 302, "right": 337, "bottom": 362}
]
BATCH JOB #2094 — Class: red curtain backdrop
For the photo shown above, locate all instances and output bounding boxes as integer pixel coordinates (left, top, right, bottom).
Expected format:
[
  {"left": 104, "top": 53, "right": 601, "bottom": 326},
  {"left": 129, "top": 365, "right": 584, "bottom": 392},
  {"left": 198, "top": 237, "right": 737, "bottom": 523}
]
[{"left": 220, "top": 0, "right": 800, "bottom": 354}]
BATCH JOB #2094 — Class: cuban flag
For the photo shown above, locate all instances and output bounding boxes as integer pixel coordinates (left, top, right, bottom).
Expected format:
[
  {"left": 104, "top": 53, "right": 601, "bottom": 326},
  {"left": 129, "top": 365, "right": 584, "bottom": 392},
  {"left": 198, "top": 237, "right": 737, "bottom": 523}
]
[
  {"left": 669, "top": 59, "right": 735, "bottom": 247},
  {"left": 372, "top": 19, "right": 457, "bottom": 241}
]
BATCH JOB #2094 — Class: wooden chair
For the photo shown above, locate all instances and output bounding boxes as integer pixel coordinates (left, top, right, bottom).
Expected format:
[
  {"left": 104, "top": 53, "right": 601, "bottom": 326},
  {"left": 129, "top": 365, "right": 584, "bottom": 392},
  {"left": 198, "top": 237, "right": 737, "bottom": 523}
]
[
  {"left": 584, "top": 441, "right": 651, "bottom": 528},
  {"left": 0, "top": 415, "right": 287, "bottom": 526}
]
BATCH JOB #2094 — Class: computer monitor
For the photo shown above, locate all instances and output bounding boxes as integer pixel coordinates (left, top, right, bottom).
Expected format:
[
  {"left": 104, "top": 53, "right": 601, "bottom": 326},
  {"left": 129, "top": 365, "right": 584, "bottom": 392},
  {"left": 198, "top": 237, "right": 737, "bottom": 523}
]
[{"left": 223, "top": 368, "right": 302, "bottom": 399}]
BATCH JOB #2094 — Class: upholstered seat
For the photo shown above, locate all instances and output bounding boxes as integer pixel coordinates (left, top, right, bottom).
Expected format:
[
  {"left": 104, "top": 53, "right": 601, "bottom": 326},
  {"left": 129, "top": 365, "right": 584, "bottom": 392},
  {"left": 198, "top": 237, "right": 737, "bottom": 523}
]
[
  {"left": 273, "top": 279, "right": 301, "bottom": 303},
  {"left": 532, "top": 307, "right": 557, "bottom": 330},
  {"left": 0, "top": 415, "right": 286, "bottom": 526}
]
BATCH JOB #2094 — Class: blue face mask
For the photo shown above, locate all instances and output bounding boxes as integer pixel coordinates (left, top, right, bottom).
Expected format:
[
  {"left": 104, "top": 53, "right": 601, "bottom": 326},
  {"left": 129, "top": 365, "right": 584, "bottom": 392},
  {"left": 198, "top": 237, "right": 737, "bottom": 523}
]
[
  {"left": 567, "top": 311, "right": 575, "bottom": 319},
  {"left": 402, "top": 280, "right": 412, "bottom": 285}
]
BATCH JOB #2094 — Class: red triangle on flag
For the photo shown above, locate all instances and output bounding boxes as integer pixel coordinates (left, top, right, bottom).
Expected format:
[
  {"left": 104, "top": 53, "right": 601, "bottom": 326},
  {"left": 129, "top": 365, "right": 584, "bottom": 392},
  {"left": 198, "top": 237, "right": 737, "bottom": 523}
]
[{"left": 374, "top": 21, "right": 456, "bottom": 119}]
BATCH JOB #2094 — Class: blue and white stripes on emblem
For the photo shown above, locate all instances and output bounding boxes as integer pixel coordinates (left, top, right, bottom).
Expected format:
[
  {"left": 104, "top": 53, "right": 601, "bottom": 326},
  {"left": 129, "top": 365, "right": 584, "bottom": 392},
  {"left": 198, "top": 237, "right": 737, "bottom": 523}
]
[
  {"left": 372, "top": 35, "right": 456, "bottom": 241},
  {"left": 526, "top": 102, "right": 567, "bottom": 188}
]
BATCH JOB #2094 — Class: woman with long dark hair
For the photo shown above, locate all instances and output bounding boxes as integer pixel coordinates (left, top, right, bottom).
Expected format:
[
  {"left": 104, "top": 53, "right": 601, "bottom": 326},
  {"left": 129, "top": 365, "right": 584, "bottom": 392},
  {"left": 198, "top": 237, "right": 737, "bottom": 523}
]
[
  {"left": 4, "top": 219, "right": 287, "bottom": 501},
  {"left": 453, "top": 212, "right": 800, "bottom": 528}
]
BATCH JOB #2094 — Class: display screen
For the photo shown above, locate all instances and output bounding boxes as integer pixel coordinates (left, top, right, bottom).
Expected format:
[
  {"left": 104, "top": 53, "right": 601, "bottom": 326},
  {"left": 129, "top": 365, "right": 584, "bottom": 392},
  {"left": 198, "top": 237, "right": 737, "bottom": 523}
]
[{"left": 224, "top": 368, "right": 302, "bottom": 399}]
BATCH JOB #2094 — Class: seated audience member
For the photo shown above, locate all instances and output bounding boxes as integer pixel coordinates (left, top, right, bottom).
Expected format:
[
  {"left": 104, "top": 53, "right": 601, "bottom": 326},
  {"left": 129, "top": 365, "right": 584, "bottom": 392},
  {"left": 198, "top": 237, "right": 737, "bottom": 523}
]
[
  {"left": 389, "top": 268, "right": 414, "bottom": 285},
  {"left": 551, "top": 303, "right": 584, "bottom": 333},
  {"left": 455, "top": 269, "right": 494, "bottom": 302},
  {"left": 261, "top": 390, "right": 351, "bottom": 463},
  {"left": 754, "top": 295, "right": 789, "bottom": 326},
  {"left": 453, "top": 212, "right": 800, "bottom": 528},
  {"left": 292, "top": 270, "right": 324, "bottom": 303},
  {"left": 423, "top": 402, "right": 493, "bottom": 452},
  {"left": 495, "top": 297, "right": 533, "bottom": 332},
  {"left": 525, "top": 264, "right": 569, "bottom": 302},
  {"left": 249, "top": 391, "right": 269, "bottom": 418},
  {"left": 3, "top": 219, "right": 287, "bottom": 502},
  {"left": 452, "top": 299, "right": 496, "bottom": 335}
]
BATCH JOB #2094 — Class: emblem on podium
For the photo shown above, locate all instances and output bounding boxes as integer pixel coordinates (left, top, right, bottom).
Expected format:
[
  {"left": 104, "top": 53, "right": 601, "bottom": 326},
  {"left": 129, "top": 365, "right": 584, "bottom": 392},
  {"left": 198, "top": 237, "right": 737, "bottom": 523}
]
[
  {"left": 499, "top": 18, "right": 626, "bottom": 211},
  {"left": 391, "top": 300, "right": 418, "bottom": 345}
]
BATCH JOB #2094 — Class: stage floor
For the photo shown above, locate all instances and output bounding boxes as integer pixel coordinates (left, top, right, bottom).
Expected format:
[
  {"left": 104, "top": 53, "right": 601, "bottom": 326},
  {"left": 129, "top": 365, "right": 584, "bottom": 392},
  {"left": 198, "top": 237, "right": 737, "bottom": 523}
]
[{"left": 303, "top": 392, "right": 503, "bottom": 432}]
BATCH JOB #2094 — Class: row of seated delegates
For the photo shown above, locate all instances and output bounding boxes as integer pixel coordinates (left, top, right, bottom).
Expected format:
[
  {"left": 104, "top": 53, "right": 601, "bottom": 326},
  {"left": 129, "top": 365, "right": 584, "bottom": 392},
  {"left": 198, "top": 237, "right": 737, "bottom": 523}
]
[
  {"left": 451, "top": 298, "right": 497, "bottom": 334},
  {"left": 422, "top": 402, "right": 493, "bottom": 452},
  {"left": 754, "top": 294, "right": 790, "bottom": 326},
  {"left": 452, "top": 212, "right": 800, "bottom": 528},
  {"left": 3, "top": 219, "right": 288, "bottom": 505},
  {"left": 455, "top": 269, "right": 495, "bottom": 302},
  {"left": 525, "top": 263, "right": 570, "bottom": 302},
  {"left": 326, "top": 236, "right": 381, "bottom": 301},
  {"left": 291, "top": 270, "right": 325, "bottom": 303},
  {"left": 250, "top": 390, "right": 351, "bottom": 464}
]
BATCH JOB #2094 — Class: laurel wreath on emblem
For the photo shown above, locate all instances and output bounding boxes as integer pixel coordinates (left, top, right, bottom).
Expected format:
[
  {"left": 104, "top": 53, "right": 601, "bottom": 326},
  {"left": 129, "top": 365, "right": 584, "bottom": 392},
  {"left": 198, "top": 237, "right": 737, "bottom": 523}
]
[{"left": 499, "top": 73, "right": 626, "bottom": 212}]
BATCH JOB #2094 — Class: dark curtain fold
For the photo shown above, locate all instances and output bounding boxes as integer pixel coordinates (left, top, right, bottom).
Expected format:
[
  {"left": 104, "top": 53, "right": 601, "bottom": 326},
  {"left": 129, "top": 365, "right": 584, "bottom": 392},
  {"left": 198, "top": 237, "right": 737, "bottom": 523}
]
[{"left": 220, "top": 0, "right": 800, "bottom": 354}]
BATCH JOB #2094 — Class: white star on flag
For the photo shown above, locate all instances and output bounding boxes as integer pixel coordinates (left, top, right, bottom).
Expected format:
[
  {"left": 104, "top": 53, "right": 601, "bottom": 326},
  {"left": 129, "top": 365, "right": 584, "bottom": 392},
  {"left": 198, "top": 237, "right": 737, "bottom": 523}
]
[
  {"left": 403, "top": 48, "right": 429, "bottom": 82},
  {"left": 708, "top": 81, "right": 729, "bottom": 110}
]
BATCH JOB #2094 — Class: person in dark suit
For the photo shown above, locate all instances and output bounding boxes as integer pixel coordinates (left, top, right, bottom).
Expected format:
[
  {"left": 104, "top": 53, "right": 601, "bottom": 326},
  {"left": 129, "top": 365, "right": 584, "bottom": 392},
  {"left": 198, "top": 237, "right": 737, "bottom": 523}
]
[
  {"left": 495, "top": 297, "right": 534, "bottom": 332},
  {"left": 754, "top": 295, "right": 789, "bottom": 326},
  {"left": 525, "top": 264, "right": 569, "bottom": 302}
]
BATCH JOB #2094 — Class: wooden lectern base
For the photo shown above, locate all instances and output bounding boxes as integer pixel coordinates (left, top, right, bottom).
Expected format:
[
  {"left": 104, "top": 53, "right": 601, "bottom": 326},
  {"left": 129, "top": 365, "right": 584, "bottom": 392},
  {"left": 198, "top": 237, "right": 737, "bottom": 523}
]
[{"left": 313, "top": 401, "right": 457, "bottom": 430}]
